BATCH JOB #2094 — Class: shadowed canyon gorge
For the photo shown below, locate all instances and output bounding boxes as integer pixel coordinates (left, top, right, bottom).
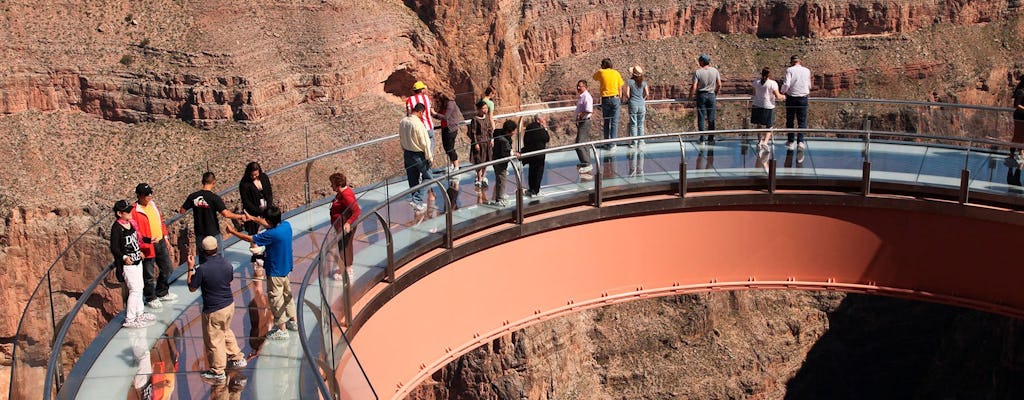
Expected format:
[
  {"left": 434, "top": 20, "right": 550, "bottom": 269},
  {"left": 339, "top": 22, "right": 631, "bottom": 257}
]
[{"left": 2, "top": 0, "right": 1024, "bottom": 398}]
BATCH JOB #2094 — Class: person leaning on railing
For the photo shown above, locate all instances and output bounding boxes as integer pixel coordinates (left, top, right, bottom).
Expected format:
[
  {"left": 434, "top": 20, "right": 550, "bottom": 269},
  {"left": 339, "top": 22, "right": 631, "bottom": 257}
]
[
  {"left": 329, "top": 172, "right": 360, "bottom": 281},
  {"left": 593, "top": 58, "right": 625, "bottom": 150}
]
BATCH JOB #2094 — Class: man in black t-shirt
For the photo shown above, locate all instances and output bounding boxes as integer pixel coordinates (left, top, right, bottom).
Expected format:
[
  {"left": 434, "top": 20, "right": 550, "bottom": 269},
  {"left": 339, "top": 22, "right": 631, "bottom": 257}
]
[{"left": 180, "top": 172, "right": 246, "bottom": 263}]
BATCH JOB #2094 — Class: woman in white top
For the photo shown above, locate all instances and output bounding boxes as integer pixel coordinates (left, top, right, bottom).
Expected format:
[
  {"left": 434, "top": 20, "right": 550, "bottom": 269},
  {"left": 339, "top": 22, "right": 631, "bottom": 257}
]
[{"left": 751, "top": 67, "right": 785, "bottom": 151}]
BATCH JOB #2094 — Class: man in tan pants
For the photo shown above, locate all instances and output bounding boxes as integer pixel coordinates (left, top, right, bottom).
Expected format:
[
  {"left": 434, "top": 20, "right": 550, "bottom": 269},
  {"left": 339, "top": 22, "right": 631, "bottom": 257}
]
[
  {"left": 188, "top": 236, "right": 247, "bottom": 383},
  {"left": 226, "top": 205, "right": 296, "bottom": 340}
]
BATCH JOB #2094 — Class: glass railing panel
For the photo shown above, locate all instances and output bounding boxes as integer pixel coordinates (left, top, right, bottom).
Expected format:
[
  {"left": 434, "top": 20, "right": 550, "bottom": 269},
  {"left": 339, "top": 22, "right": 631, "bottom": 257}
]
[
  {"left": 10, "top": 273, "right": 57, "bottom": 399},
  {"left": 965, "top": 145, "right": 1024, "bottom": 198},
  {"left": 312, "top": 226, "right": 376, "bottom": 398}
]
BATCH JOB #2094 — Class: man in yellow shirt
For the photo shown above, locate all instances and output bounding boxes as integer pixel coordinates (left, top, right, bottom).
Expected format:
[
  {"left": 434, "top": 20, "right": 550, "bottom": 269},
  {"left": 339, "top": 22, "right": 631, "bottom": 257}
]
[
  {"left": 593, "top": 58, "right": 625, "bottom": 150},
  {"left": 400, "top": 103, "right": 434, "bottom": 212}
]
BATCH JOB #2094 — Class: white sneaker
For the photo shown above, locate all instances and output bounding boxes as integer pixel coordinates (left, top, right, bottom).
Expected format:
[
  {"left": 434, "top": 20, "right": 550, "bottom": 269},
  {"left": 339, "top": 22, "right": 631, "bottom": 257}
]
[
  {"left": 146, "top": 299, "right": 163, "bottom": 309},
  {"left": 123, "top": 319, "right": 154, "bottom": 329},
  {"left": 159, "top": 292, "right": 178, "bottom": 302},
  {"left": 797, "top": 142, "right": 806, "bottom": 151},
  {"left": 480, "top": 177, "right": 489, "bottom": 188},
  {"left": 785, "top": 141, "right": 797, "bottom": 151},
  {"left": 578, "top": 165, "right": 593, "bottom": 174},
  {"left": 138, "top": 313, "right": 157, "bottom": 322}
]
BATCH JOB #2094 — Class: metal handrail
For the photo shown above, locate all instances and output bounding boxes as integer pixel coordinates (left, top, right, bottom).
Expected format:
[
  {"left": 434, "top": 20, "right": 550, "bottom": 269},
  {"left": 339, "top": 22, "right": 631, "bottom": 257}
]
[{"left": 21, "top": 96, "right": 1018, "bottom": 399}]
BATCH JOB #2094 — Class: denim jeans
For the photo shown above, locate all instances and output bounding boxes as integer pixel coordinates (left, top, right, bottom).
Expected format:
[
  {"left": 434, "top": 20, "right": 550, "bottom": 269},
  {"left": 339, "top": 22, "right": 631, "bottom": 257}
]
[
  {"left": 785, "top": 96, "right": 808, "bottom": 143},
  {"left": 403, "top": 149, "right": 433, "bottom": 205},
  {"left": 696, "top": 92, "right": 716, "bottom": 141},
  {"left": 628, "top": 102, "right": 646, "bottom": 146},
  {"left": 601, "top": 96, "right": 620, "bottom": 143}
]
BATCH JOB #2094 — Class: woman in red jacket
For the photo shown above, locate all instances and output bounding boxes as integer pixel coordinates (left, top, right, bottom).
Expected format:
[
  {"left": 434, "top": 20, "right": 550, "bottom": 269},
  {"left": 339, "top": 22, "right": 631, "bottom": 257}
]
[{"left": 329, "top": 172, "right": 360, "bottom": 281}]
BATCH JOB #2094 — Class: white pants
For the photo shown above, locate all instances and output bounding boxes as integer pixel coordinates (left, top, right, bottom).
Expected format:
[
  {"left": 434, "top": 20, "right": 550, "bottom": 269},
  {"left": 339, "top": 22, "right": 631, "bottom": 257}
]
[{"left": 124, "top": 262, "right": 144, "bottom": 322}]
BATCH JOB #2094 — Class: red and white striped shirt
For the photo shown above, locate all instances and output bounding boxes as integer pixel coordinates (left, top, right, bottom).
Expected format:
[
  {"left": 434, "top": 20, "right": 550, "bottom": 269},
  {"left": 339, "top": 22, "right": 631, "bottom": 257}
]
[{"left": 405, "top": 93, "right": 434, "bottom": 131}]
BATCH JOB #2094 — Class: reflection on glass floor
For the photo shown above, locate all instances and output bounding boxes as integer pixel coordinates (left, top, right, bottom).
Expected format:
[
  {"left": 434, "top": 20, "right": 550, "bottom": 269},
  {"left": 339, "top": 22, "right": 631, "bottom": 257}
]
[{"left": 72, "top": 137, "right": 1024, "bottom": 399}]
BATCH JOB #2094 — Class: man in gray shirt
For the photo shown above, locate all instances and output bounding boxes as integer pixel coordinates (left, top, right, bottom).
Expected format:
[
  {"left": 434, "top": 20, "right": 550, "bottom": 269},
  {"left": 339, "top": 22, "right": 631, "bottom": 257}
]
[{"left": 689, "top": 54, "right": 722, "bottom": 145}]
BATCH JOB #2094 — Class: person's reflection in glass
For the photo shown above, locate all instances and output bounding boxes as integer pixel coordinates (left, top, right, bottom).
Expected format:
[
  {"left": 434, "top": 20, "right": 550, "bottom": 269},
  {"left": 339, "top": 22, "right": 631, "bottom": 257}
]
[
  {"left": 756, "top": 146, "right": 772, "bottom": 174},
  {"left": 445, "top": 178, "right": 461, "bottom": 212},
  {"left": 602, "top": 152, "right": 616, "bottom": 178},
  {"left": 210, "top": 370, "right": 247, "bottom": 400},
  {"left": 1006, "top": 157, "right": 1023, "bottom": 194},
  {"left": 247, "top": 279, "right": 271, "bottom": 358},
  {"left": 784, "top": 149, "right": 805, "bottom": 168},
  {"left": 696, "top": 147, "right": 715, "bottom": 170},
  {"left": 126, "top": 328, "right": 153, "bottom": 399},
  {"left": 628, "top": 146, "right": 645, "bottom": 177}
]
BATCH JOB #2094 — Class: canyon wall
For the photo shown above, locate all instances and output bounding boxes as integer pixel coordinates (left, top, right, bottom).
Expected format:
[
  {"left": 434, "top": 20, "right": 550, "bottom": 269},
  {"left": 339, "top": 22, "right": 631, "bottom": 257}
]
[
  {"left": 410, "top": 291, "right": 1024, "bottom": 399},
  {"left": 1, "top": 1, "right": 1023, "bottom": 397}
]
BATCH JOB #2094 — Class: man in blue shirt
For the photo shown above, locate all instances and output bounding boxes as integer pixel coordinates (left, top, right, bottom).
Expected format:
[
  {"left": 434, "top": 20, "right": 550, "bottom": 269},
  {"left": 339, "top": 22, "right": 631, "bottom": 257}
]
[
  {"left": 226, "top": 205, "right": 295, "bottom": 340},
  {"left": 187, "top": 236, "right": 247, "bottom": 383}
]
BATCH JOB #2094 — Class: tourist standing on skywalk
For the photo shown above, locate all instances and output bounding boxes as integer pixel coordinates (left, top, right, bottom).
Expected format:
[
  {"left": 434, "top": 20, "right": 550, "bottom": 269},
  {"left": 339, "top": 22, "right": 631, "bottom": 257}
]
[
  {"left": 623, "top": 65, "right": 650, "bottom": 149},
  {"left": 468, "top": 100, "right": 494, "bottom": 188},
  {"left": 329, "top": 172, "right": 361, "bottom": 281},
  {"left": 407, "top": 81, "right": 443, "bottom": 154},
  {"left": 490, "top": 120, "right": 518, "bottom": 207},
  {"left": 689, "top": 53, "right": 721, "bottom": 145},
  {"left": 226, "top": 206, "right": 296, "bottom": 340},
  {"left": 1010, "top": 74, "right": 1024, "bottom": 163},
  {"left": 593, "top": 58, "right": 625, "bottom": 150},
  {"left": 131, "top": 183, "right": 178, "bottom": 310},
  {"left": 437, "top": 93, "right": 464, "bottom": 172},
  {"left": 574, "top": 79, "right": 594, "bottom": 174},
  {"left": 179, "top": 172, "right": 247, "bottom": 264},
  {"left": 239, "top": 161, "right": 273, "bottom": 275},
  {"left": 400, "top": 103, "right": 434, "bottom": 213},
  {"left": 751, "top": 67, "right": 786, "bottom": 152},
  {"left": 521, "top": 114, "right": 550, "bottom": 197},
  {"left": 110, "top": 199, "right": 156, "bottom": 329},
  {"left": 781, "top": 54, "right": 812, "bottom": 150},
  {"left": 187, "top": 236, "right": 247, "bottom": 383}
]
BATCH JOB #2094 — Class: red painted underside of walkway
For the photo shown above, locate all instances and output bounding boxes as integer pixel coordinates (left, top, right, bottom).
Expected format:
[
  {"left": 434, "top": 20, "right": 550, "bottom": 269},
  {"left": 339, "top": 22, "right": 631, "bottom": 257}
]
[{"left": 345, "top": 204, "right": 1023, "bottom": 399}]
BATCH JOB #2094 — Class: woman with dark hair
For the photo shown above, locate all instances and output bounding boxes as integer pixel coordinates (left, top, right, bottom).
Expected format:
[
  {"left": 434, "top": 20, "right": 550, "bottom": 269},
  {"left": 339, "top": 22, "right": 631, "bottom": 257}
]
[
  {"left": 239, "top": 162, "right": 273, "bottom": 270},
  {"left": 1011, "top": 74, "right": 1024, "bottom": 163},
  {"left": 328, "top": 172, "right": 360, "bottom": 281},
  {"left": 751, "top": 67, "right": 785, "bottom": 152},
  {"left": 468, "top": 100, "right": 494, "bottom": 188}
]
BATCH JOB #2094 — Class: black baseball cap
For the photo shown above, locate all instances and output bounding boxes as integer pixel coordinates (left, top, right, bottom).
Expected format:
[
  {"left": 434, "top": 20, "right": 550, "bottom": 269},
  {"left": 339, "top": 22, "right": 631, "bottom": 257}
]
[
  {"left": 113, "top": 200, "right": 132, "bottom": 213},
  {"left": 135, "top": 183, "right": 153, "bottom": 196}
]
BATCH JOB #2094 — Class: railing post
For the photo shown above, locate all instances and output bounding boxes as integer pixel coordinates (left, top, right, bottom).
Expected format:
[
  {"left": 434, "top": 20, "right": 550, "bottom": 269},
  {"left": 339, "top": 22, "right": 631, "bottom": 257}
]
[
  {"left": 436, "top": 181, "right": 454, "bottom": 249},
  {"left": 768, "top": 159, "right": 777, "bottom": 193},
  {"left": 375, "top": 211, "right": 396, "bottom": 283},
  {"left": 959, "top": 169, "right": 971, "bottom": 204},
  {"left": 678, "top": 136, "right": 687, "bottom": 197},
  {"left": 304, "top": 161, "right": 313, "bottom": 206},
  {"left": 862, "top": 161, "right": 872, "bottom": 196},
  {"left": 592, "top": 145, "right": 602, "bottom": 208},
  {"left": 511, "top": 161, "right": 524, "bottom": 225}
]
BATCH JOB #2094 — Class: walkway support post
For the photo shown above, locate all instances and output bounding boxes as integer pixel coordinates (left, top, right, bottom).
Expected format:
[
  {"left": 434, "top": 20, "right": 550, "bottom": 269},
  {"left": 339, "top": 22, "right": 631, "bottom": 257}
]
[
  {"left": 863, "top": 119, "right": 872, "bottom": 196},
  {"left": 592, "top": 144, "right": 602, "bottom": 208},
  {"left": 678, "top": 137, "right": 687, "bottom": 197},
  {"left": 769, "top": 159, "right": 777, "bottom": 193}
]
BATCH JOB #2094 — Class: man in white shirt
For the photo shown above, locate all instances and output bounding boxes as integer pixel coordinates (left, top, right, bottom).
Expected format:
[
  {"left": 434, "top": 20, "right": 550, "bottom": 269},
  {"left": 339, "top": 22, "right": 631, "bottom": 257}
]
[
  {"left": 400, "top": 103, "right": 434, "bottom": 212},
  {"left": 781, "top": 54, "right": 812, "bottom": 150}
]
